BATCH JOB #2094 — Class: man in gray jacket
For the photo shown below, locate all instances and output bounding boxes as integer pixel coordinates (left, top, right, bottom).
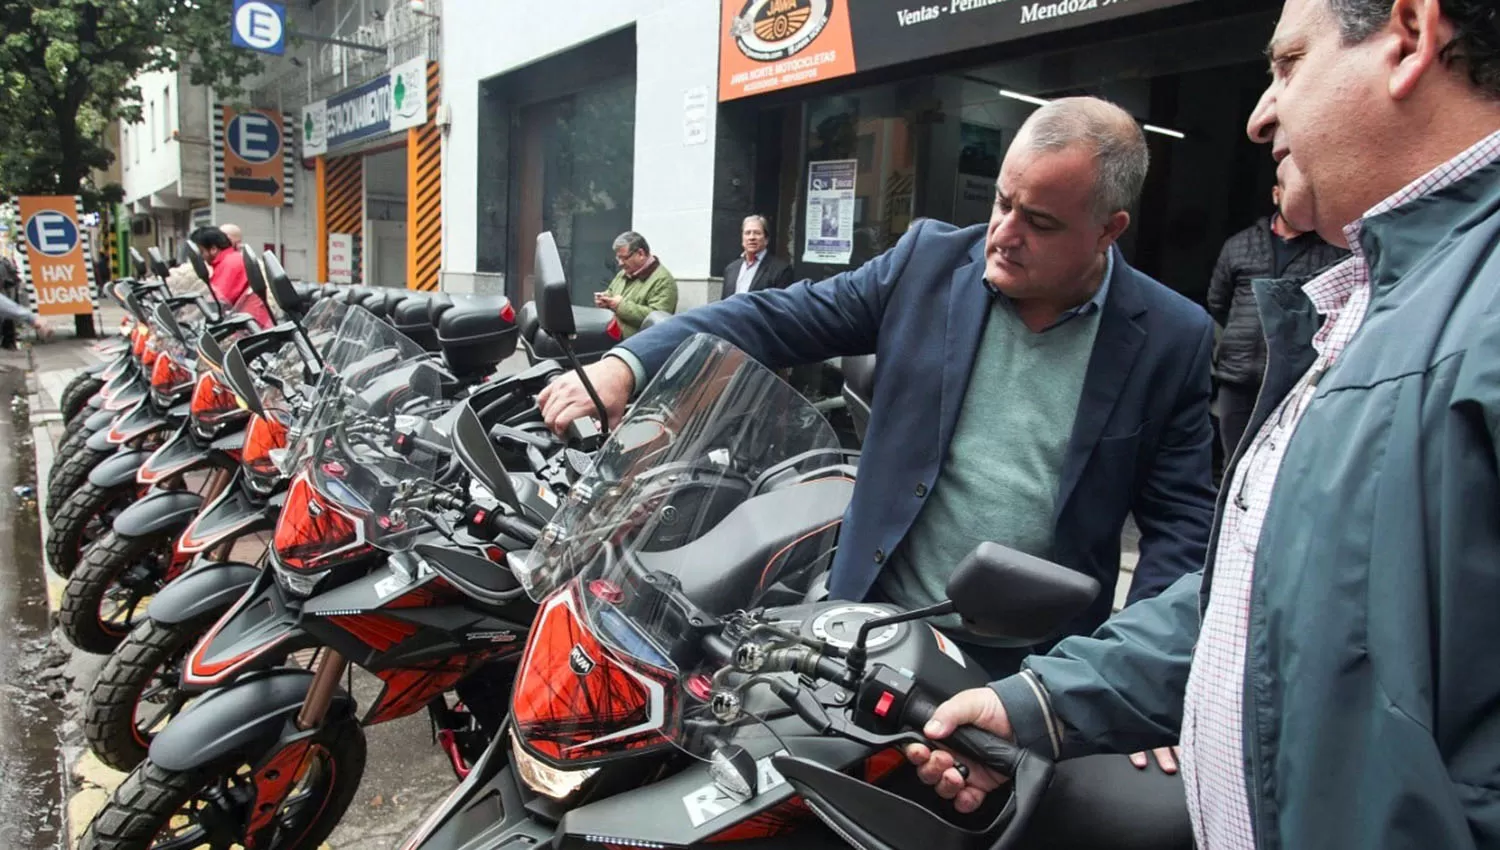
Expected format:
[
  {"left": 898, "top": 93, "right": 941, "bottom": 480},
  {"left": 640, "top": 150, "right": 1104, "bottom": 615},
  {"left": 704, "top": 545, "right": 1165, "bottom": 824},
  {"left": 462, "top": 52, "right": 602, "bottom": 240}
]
[{"left": 908, "top": 1, "right": 1500, "bottom": 848}]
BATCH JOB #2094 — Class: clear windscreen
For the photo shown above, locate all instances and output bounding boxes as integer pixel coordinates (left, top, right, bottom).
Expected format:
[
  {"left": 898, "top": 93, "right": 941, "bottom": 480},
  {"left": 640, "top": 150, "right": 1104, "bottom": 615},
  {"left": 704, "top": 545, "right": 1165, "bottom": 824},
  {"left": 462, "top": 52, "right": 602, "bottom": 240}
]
[
  {"left": 525, "top": 334, "right": 840, "bottom": 758},
  {"left": 288, "top": 305, "right": 447, "bottom": 550}
]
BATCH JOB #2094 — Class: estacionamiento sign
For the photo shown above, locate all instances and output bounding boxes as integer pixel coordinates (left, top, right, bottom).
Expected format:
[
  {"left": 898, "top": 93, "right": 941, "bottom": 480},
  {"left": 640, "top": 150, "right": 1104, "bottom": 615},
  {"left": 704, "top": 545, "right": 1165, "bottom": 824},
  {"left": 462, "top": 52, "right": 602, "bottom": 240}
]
[
  {"left": 300, "top": 56, "right": 429, "bottom": 156},
  {"left": 718, "top": 0, "right": 1202, "bottom": 102}
]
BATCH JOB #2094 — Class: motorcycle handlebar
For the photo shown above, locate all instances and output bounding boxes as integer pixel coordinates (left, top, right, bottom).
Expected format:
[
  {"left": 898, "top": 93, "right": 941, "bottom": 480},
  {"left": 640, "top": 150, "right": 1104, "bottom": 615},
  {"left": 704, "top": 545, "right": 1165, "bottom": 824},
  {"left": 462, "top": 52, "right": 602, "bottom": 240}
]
[{"left": 901, "top": 688, "right": 1023, "bottom": 777}]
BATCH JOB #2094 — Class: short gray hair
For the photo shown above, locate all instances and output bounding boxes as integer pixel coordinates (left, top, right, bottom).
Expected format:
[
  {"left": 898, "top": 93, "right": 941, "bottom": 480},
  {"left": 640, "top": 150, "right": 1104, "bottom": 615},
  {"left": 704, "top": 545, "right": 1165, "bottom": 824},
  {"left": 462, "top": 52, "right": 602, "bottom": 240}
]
[
  {"left": 612, "top": 231, "right": 650, "bottom": 256},
  {"left": 1016, "top": 97, "right": 1150, "bottom": 219},
  {"left": 742, "top": 215, "right": 770, "bottom": 234}
]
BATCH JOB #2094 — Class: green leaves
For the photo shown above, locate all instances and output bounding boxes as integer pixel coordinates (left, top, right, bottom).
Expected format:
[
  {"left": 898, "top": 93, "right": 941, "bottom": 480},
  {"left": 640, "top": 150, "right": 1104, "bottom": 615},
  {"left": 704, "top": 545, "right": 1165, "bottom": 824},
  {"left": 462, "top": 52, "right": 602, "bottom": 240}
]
[{"left": 0, "top": 0, "right": 264, "bottom": 199}]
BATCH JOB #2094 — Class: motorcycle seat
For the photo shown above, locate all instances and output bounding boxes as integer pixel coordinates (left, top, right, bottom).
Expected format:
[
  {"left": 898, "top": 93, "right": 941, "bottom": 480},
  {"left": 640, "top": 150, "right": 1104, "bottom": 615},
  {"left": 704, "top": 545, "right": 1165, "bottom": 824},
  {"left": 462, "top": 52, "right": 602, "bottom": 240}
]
[
  {"left": 634, "top": 476, "right": 854, "bottom": 615},
  {"left": 517, "top": 301, "right": 618, "bottom": 365}
]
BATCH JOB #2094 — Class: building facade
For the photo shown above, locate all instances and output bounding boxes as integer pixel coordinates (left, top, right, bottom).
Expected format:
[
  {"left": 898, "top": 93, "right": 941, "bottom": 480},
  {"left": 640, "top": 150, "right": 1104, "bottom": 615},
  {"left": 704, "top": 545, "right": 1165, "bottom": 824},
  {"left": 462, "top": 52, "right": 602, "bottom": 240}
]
[{"left": 444, "top": 0, "right": 1283, "bottom": 310}]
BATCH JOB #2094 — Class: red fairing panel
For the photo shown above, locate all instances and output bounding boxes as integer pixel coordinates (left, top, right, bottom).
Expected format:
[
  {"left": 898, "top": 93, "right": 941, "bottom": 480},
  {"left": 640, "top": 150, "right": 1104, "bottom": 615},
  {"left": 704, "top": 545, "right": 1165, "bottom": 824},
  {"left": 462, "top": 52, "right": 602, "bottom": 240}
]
[{"left": 511, "top": 585, "right": 676, "bottom": 765}]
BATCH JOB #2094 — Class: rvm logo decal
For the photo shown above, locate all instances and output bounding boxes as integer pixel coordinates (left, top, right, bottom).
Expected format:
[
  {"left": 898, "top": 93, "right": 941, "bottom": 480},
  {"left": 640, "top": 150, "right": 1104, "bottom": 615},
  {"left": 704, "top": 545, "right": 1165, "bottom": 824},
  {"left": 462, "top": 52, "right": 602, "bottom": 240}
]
[
  {"left": 25, "top": 212, "right": 79, "bottom": 258},
  {"left": 228, "top": 113, "right": 282, "bottom": 163}
]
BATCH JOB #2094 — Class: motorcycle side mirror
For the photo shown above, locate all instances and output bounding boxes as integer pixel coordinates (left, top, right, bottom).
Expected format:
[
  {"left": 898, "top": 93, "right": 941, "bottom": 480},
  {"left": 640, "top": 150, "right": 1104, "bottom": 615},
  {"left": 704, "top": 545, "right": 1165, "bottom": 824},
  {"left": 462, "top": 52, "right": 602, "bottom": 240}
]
[
  {"left": 223, "top": 344, "right": 266, "bottom": 418},
  {"left": 185, "top": 241, "right": 212, "bottom": 284},
  {"left": 242, "top": 244, "right": 268, "bottom": 303},
  {"left": 945, "top": 542, "right": 1100, "bottom": 644},
  {"left": 535, "top": 231, "right": 610, "bottom": 436},
  {"left": 131, "top": 247, "right": 149, "bottom": 279},
  {"left": 453, "top": 403, "right": 521, "bottom": 510},
  {"left": 262, "top": 250, "right": 301, "bottom": 323},
  {"left": 147, "top": 247, "right": 171, "bottom": 282},
  {"left": 536, "top": 233, "right": 575, "bottom": 338}
]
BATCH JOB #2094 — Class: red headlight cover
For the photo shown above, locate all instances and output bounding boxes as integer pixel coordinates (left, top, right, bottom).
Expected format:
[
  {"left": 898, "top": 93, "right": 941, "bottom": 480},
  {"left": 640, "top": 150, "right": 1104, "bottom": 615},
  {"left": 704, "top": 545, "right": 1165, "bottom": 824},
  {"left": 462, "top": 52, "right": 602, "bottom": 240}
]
[
  {"left": 511, "top": 584, "right": 676, "bottom": 766},
  {"left": 272, "top": 472, "right": 367, "bottom": 571}
]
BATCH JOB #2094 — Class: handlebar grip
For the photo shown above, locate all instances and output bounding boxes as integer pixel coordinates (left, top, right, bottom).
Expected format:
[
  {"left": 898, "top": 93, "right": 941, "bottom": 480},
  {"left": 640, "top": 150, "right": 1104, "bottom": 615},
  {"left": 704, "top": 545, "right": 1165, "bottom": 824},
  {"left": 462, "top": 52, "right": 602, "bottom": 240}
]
[
  {"left": 493, "top": 514, "right": 541, "bottom": 546},
  {"left": 903, "top": 689, "right": 1023, "bottom": 777}
]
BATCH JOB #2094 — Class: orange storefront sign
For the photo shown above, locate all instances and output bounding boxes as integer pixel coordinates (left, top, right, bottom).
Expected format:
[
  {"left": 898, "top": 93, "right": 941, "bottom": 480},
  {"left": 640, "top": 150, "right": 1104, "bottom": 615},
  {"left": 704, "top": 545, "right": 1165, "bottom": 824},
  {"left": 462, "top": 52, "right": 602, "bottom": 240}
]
[
  {"left": 718, "top": 0, "right": 855, "bottom": 102},
  {"left": 17, "top": 196, "right": 93, "bottom": 315},
  {"left": 222, "top": 107, "right": 286, "bottom": 207}
]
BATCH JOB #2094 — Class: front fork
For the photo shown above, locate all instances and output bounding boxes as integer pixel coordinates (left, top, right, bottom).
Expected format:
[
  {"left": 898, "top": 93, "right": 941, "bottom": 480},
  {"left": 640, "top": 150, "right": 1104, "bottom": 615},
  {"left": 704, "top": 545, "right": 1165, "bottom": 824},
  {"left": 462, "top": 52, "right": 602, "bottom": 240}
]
[{"left": 241, "top": 650, "right": 351, "bottom": 848}]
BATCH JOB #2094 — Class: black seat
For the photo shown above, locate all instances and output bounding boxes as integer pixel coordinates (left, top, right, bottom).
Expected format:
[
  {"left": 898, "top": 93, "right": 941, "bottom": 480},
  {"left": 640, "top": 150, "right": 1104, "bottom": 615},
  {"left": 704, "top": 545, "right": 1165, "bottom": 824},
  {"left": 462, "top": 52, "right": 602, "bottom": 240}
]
[
  {"left": 360, "top": 287, "right": 409, "bottom": 320},
  {"left": 392, "top": 292, "right": 440, "bottom": 351},
  {"left": 339, "top": 285, "right": 374, "bottom": 306},
  {"left": 518, "top": 300, "right": 618, "bottom": 366},
  {"left": 841, "top": 354, "right": 875, "bottom": 441},
  {"left": 634, "top": 477, "right": 853, "bottom": 614}
]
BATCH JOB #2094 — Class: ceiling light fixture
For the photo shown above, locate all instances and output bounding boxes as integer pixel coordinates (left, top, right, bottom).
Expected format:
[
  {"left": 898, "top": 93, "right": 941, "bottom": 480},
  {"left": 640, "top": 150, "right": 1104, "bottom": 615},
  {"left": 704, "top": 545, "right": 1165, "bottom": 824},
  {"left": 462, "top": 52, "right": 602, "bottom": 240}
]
[
  {"left": 997, "top": 89, "right": 1051, "bottom": 107},
  {"left": 1143, "top": 124, "right": 1187, "bottom": 140}
]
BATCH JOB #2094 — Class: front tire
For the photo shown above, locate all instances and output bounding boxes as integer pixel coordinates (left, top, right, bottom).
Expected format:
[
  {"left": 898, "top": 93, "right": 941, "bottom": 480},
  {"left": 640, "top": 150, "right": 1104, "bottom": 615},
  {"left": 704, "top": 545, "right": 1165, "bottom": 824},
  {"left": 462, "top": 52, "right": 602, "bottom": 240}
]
[
  {"left": 84, "top": 616, "right": 214, "bottom": 772},
  {"left": 46, "top": 477, "right": 134, "bottom": 578},
  {"left": 46, "top": 443, "right": 114, "bottom": 526},
  {"left": 78, "top": 721, "right": 366, "bottom": 850},
  {"left": 61, "top": 373, "right": 105, "bottom": 424},
  {"left": 60, "top": 530, "right": 175, "bottom": 654}
]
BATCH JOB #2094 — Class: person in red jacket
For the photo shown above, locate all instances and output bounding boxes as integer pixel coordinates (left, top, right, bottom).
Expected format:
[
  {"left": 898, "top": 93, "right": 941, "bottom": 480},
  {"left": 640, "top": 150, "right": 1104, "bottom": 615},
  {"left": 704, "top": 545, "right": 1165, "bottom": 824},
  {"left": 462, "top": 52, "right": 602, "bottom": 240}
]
[{"left": 189, "top": 227, "right": 272, "bottom": 328}]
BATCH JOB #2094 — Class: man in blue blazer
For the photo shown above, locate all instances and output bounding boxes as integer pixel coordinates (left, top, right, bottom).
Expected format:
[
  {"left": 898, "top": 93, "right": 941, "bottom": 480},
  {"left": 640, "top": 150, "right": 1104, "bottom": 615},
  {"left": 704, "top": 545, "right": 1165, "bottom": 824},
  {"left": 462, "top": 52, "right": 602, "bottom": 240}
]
[{"left": 540, "top": 98, "right": 1216, "bottom": 684}]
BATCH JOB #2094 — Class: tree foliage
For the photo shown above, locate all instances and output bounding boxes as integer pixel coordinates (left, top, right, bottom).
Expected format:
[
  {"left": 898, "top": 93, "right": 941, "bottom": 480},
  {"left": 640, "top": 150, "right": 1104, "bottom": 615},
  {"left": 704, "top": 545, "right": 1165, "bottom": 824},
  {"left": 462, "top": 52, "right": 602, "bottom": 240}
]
[{"left": 0, "top": 0, "right": 264, "bottom": 205}]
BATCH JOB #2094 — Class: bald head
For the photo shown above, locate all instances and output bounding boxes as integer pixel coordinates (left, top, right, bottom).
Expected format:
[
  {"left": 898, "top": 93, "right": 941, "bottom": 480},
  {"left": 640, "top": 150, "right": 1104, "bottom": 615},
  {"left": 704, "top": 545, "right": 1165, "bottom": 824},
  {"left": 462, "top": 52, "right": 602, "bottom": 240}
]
[
  {"left": 219, "top": 224, "right": 243, "bottom": 247},
  {"left": 1015, "top": 97, "right": 1149, "bottom": 219}
]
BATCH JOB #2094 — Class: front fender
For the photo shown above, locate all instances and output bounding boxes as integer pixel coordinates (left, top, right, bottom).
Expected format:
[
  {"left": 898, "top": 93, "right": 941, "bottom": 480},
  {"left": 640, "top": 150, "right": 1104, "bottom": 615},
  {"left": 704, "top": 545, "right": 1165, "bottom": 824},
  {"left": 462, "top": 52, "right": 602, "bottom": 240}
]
[
  {"left": 148, "top": 668, "right": 354, "bottom": 773},
  {"left": 112, "top": 489, "right": 204, "bottom": 539},
  {"left": 87, "top": 449, "right": 149, "bottom": 488},
  {"left": 148, "top": 559, "right": 261, "bottom": 626},
  {"left": 84, "top": 406, "right": 119, "bottom": 434}
]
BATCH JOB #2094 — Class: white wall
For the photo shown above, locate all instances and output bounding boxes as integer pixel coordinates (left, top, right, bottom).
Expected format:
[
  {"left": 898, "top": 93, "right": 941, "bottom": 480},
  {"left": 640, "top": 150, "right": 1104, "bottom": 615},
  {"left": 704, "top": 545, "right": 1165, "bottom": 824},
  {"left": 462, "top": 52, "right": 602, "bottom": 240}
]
[
  {"left": 442, "top": 0, "right": 720, "bottom": 279},
  {"left": 122, "top": 69, "right": 184, "bottom": 204}
]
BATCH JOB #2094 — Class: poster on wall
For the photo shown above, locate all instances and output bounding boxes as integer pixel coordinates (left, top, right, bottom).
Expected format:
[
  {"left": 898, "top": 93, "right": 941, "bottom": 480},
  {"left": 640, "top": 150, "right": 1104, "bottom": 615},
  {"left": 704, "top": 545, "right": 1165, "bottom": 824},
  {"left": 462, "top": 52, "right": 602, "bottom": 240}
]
[
  {"left": 953, "top": 123, "right": 1006, "bottom": 225},
  {"left": 16, "top": 196, "right": 95, "bottom": 315},
  {"left": 328, "top": 233, "right": 355, "bottom": 284},
  {"left": 803, "top": 159, "right": 857, "bottom": 265}
]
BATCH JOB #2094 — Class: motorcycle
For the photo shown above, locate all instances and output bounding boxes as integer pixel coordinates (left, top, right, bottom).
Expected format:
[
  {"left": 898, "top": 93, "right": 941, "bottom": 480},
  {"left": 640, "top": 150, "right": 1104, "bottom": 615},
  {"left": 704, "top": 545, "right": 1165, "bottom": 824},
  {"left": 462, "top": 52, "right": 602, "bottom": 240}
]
[
  {"left": 78, "top": 298, "right": 345, "bottom": 769},
  {"left": 399, "top": 330, "right": 1190, "bottom": 850},
  {"left": 77, "top": 304, "right": 546, "bottom": 850},
  {"left": 55, "top": 298, "right": 262, "bottom": 651}
]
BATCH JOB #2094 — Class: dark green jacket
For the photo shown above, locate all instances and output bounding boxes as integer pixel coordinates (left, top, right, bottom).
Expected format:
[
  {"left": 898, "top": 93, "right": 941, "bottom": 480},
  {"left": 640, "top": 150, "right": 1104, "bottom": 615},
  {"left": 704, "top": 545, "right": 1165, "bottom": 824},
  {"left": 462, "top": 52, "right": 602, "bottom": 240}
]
[
  {"left": 604, "top": 259, "right": 677, "bottom": 337},
  {"left": 996, "top": 158, "right": 1500, "bottom": 849}
]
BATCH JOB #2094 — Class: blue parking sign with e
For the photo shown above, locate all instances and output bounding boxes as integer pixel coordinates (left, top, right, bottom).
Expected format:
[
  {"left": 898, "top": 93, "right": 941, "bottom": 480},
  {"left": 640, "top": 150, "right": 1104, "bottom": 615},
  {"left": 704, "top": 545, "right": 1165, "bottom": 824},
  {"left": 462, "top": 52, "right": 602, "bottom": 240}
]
[
  {"left": 227, "top": 113, "right": 282, "bottom": 163},
  {"left": 25, "top": 212, "right": 79, "bottom": 258},
  {"left": 232, "top": 0, "right": 286, "bottom": 55}
]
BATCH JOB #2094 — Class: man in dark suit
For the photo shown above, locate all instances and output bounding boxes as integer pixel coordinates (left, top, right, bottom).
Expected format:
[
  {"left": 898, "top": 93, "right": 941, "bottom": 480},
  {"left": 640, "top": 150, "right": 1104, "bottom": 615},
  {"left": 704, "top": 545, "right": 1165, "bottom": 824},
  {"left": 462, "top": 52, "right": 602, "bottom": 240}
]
[
  {"left": 541, "top": 97, "right": 1215, "bottom": 689},
  {"left": 723, "top": 214, "right": 795, "bottom": 297}
]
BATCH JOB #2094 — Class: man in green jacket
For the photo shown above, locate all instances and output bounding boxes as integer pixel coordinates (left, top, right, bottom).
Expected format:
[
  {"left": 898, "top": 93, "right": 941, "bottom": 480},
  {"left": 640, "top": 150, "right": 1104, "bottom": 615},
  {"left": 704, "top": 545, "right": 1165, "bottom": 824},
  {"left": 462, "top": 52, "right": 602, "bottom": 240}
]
[
  {"left": 907, "top": 1, "right": 1500, "bottom": 848},
  {"left": 596, "top": 231, "right": 677, "bottom": 337}
]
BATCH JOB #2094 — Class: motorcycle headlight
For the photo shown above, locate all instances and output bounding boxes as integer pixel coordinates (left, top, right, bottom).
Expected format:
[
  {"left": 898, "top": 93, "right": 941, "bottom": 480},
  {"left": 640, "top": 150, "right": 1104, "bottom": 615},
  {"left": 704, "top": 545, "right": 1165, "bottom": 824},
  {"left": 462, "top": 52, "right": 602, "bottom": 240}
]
[
  {"left": 510, "top": 731, "right": 597, "bottom": 802},
  {"left": 271, "top": 553, "right": 327, "bottom": 597}
]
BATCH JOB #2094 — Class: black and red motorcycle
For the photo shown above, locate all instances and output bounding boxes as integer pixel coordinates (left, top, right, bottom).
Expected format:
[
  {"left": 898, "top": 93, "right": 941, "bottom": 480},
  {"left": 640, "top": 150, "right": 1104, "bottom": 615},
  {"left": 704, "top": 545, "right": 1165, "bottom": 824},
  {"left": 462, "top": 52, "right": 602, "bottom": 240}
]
[
  {"left": 76, "top": 304, "right": 550, "bottom": 850},
  {"left": 56, "top": 300, "right": 260, "bottom": 651},
  {"left": 398, "top": 332, "right": 1192, "bottom": 850},
  {"left": 78, "top": 297, "right": 346, "bottom": 770}
]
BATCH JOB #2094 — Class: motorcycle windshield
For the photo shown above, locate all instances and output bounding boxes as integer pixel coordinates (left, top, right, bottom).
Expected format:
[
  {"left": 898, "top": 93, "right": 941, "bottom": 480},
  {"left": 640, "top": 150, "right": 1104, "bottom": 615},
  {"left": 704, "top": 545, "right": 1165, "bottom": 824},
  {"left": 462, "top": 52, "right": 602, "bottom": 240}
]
[
  {"left": 284, "top": 305, "right": 445, "bottom": 551},
  {"left": 518, "top": 334, "right": 838, "bottom": 760},
  {"left": 258, "top": 298, "right": 347, "bottom": 420}
]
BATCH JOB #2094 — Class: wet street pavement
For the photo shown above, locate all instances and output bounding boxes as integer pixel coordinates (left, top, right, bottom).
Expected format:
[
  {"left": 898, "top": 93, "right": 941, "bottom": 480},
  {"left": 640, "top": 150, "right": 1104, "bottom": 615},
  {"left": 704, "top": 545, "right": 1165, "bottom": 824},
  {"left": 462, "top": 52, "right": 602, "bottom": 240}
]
[{"left": 0, "top": 357, "right": 67, "bottom": 850}]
